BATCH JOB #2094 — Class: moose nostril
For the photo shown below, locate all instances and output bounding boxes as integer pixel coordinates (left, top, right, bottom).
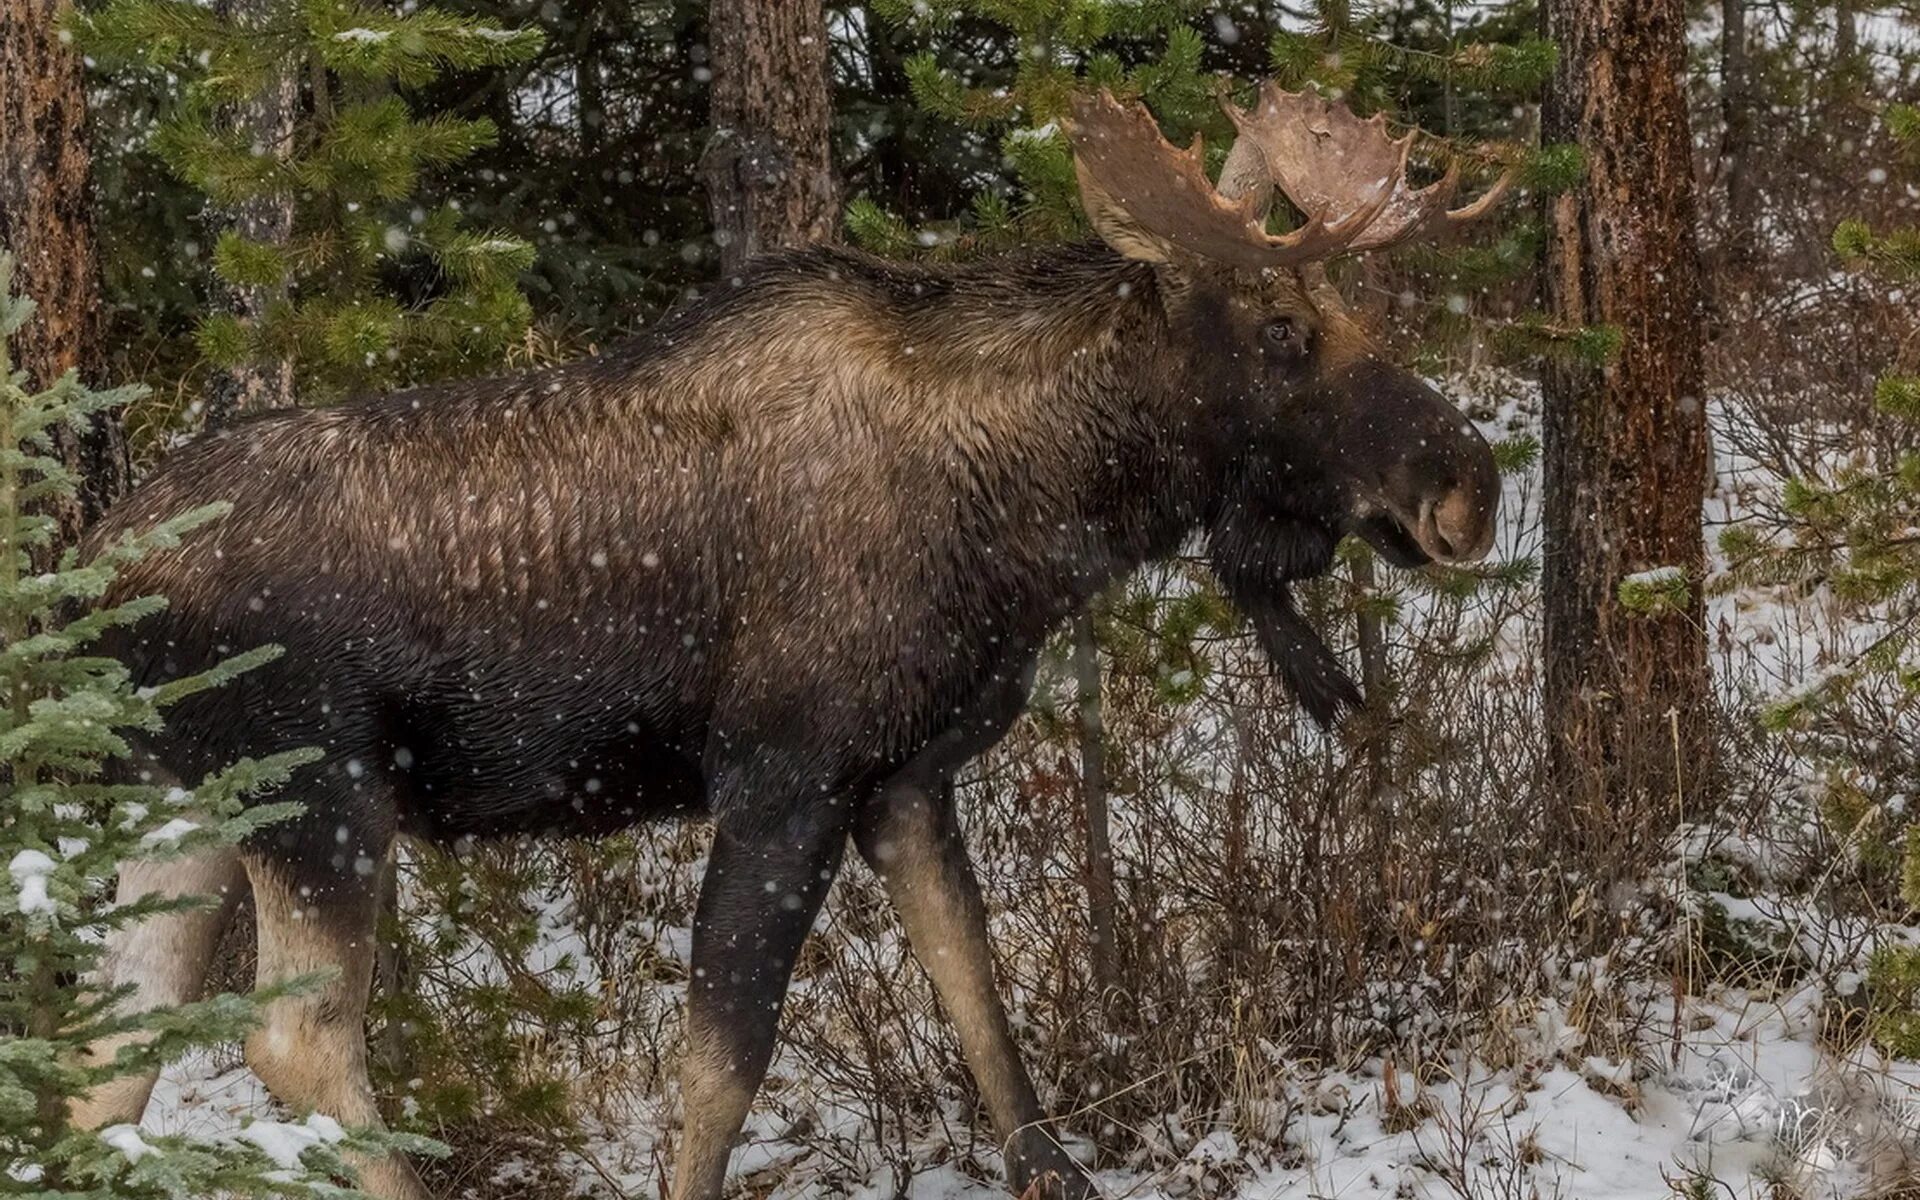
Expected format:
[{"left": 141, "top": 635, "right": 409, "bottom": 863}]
[
  {"left": 1429, "top": 488, "right": 1494, "bottom": 563},
  {"left": 1421, "top": 498, "right": 1458, "bottom": 558}
]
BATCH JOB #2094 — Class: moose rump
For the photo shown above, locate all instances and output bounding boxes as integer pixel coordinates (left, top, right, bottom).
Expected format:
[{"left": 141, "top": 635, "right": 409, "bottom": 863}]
[{"left": 72, "top": 81, "right": 1507, "bottom": 1200}]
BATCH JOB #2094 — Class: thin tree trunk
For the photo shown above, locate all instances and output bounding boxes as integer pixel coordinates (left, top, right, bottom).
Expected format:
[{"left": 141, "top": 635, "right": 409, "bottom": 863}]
[
  {"left": 203, "top": 0, "right": 297, "bottom": 427},
  {"left": 1223, "top": 697, "right": 1253, "bottom": 975},
  {"left": 1835, "top": 0, "right": 1857, "bottom": 80},
  {"left": 1072, "top": 610, "right": 1119, "bottom": 994},
  {"left": 0, "top": 0, "right": 131, "bottom": 538},
  {"left": 1350, "top": 553, "right": 1392, "bottom": 800},
  {"left": 703, "top": 0, "right": 838, "bottom": 276},
  {"left": 1719, "top": 0, "right": 1756, "bottom": 268},
  {"left": 1541, "top": 0, "right": 1713, "bottom": 851},
  {"left": 1831, "top": 0, "right": 1865, "bottom": 142}
]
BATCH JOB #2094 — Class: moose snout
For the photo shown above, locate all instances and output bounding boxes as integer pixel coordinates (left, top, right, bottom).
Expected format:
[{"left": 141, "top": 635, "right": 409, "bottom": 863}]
[
  {"left": 1355, "top": 367, "right": 1502, "bottom": 567},
  {"left": 1417, "top": 484, "right": 1497, "bottom": 565}
]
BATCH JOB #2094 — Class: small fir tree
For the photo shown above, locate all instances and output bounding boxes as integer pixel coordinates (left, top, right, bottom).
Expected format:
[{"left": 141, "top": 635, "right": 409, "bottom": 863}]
[
  {"left": 78, "top": 0, "right": 543, "bottom": 400},
  {"left": 0, "top": 251, "right": 406, "bottom": 1195},
  {"left": 1715, "top": 105, "right": 1920, "bottom": 1052}
]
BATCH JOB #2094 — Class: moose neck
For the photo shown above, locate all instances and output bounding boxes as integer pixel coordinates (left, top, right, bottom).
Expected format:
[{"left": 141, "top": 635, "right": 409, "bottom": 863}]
[
  {"left": 872, "top": 242, "right": 1210, "bottom": 595},
  {"left": 629, "top": 240, "right": 1210, "bottom": 578}
]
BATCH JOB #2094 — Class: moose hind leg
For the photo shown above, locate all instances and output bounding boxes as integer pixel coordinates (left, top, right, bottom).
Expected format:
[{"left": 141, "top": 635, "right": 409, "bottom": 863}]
[
  {"left": 70, "top": 845, "right": 246, "bottom": 1130},
  {"left": 244, "top": 852, "right": 429, "bottom": 1200},
  {"left": 855, "top": 777, "right": 1096, "bottom": 1200},
  {"left": 670, "top": 820, "right": 846, "bottom": 1200}
]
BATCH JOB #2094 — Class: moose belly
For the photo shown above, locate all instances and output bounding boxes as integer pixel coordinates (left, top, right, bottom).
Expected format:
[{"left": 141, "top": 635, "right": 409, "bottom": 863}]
[{"left": 383, "top": 703, "right": 710, "bottom": 842}]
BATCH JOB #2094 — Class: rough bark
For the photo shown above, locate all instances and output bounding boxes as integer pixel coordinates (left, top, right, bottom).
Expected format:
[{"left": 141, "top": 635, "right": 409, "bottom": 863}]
[
  {"left": 1719, "top": 0, "right": 1756, "bottom": 267},
  {"left": 0, "top": 0, "right": 131, "bottom": 537},
  {"left": 203, "top": 0, "right": 298, "bottom": 427},
  {"left": 1072, "top": 610, "right": 1119, "bottom": 995},
  {"left": 1541, "top": 0, "right": 1713, "bottom": 845},
  {"left": 702, "top": 0, "right": 838, "bottom": 276}
]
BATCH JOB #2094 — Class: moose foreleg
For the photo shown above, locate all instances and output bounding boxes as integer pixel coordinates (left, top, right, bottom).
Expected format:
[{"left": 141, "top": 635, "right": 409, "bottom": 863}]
[
  {"left": 855, "top": 779, "right": 1097, "bottom": 1200},
  {"left": 670, "top": 821, "right": 846, "bottom": 1200},
  {"left": 244, "top": 854, "right": 429, "bottom": 1200},
  {"left": 71, "top": 845, "right": 246, "bottom": 1130}
]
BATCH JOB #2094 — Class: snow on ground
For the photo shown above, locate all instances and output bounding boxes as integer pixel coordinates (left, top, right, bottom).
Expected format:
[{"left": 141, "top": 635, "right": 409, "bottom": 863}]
[{"left": 143, "top": 981, "right": 1919, "bottom": 1198}]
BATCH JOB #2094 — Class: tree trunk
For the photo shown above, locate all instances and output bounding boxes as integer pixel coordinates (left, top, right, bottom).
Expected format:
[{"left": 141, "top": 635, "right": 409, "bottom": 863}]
[
  {"left": 1834, "top": 0, "right": 1857, "bottom": 80},
  {"left": 702, "top": 0, "right": 838, "bottom": 276},
  {"left": 1830, "top": 0, "right": 1866, "bottom": 144},
  {"left": 1540, "top": 0, "right": 1713, "bottom": 853},
  {"left": 0, "top": 0, "right": 131, "bottom": 538},
  {"left": 1718, "top": 0, "right": 1756, "bottom": 268},
  {"left": 1350, "top": 552, "right": 1392, "bottom": 800},
  {"left": 1072, "top": 610, "right": 1119, "bottom": 995},
  {"left": 203, "top": 0, "right": 298, "bottom": 427}
]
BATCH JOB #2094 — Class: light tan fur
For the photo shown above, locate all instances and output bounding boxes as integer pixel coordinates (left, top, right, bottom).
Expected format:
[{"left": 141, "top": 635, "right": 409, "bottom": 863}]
[
  {"left": 70, "top": 838, "right": 245, "bottom": 1130},
  {"left": 855, "top": 781, "right": 1083, "bottom": 1196},
  {"left": 245, "top": 856, "right": 427, "bottom": 1200},
  {"left": 669, "top": 1038, "right": 761, "bottom": 1200}
]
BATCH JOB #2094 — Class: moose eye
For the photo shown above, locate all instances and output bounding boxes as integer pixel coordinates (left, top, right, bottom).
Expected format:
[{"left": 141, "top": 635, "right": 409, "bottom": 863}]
[{"left": 1263, "top": 318, "right": 1298, "bottom": 348}]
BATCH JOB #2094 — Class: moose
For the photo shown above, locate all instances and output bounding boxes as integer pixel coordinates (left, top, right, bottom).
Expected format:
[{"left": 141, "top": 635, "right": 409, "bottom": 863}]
[{"left": 72, "top": 83, "right": 1505, "bottom": 1200}]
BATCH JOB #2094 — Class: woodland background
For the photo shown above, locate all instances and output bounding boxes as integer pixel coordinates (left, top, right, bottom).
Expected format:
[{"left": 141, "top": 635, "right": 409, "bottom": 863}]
[{"left": 3, "top": 0, "right": 1920, "bottom": 1197}]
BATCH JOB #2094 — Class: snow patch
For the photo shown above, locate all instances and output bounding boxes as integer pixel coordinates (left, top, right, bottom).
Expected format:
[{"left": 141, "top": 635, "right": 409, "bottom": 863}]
[
  {"left": 9, "top": 848, "right": 57, "bottom": 915},
  {"left": 140, "top": 818, "right": 199, "bottom": 849},
  {"left": 235, "top": 1113, "right": 346, "bottom": 1169},
  {"left": 100, "top": 1124, "right": 157, "bottom": 1163}
]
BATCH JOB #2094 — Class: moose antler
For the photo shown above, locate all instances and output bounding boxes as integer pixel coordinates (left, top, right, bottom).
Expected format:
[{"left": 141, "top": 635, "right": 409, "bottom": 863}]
[
  {"left": 1065, "top": 88, "right": 1393, "bottom": 270},
  {"left": 1223, "top": 82, "right": 1516, "bottom": 253},
  {"left": 1063, "top": 83, "right": 1515, "bottom": 267}
]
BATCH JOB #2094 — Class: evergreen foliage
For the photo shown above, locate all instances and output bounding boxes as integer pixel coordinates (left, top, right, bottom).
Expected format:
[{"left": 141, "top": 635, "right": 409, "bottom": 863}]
[
  {"left": 1712, "top": 106, "right": 1920, "bottom": 1050},
  {"left": 0, "top": 252, "right": 408, "bottom": 1195},
  {"left": 78, "top": 0, "right": 543, "bottom": 399},
  {"left": 367, "top": 846, "right": 602, "bottom": 1135}
]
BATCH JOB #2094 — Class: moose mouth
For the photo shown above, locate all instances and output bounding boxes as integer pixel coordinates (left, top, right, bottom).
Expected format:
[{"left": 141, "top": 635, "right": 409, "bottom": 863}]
[{"left": 1352, "top": 512, "right": 1434, "bottom": 569}]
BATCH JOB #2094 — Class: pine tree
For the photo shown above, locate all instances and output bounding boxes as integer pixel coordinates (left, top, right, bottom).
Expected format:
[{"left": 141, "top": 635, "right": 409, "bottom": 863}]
[
  {"left": 77, "top": 0, "right": 543, "bottom": 401},
  {"left": 0, "top": 251, "right": 412, "bottom": 1195},
  {"left": 1716, "top": 104, "right": 1920, "bottom": 1050},
  {"left": 1724, "top": 103, "right": 1920, "bottom": 777}
]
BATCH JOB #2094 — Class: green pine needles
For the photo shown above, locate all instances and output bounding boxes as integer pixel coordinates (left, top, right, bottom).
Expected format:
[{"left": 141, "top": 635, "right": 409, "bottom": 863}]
[
  {"left": 78, "top": 0, "right": 543, "bottom": 398},
  {"left": 1731, "top": 105, "right": 1920, "bottom": 732},
  {"left": 1715, "top": 107, "right": 1920, "bottom": 1054},
  {"left": 0, "top": 252, "right": 406, "bottom": 1196}
]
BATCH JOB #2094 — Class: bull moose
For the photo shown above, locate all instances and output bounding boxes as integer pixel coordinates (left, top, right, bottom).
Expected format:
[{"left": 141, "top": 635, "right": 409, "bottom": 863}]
[{"left": 73, "top": 84, "right": 1506, "bottom": 1199}]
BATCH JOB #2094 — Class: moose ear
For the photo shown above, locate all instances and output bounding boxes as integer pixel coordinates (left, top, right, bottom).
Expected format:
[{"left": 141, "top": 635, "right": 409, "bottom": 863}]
[{"left": 1074, "top": 162, "right": 1177, "bottom": 264}]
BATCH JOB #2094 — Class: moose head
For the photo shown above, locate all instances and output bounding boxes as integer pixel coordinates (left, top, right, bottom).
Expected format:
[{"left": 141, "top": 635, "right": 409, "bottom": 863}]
[{"left": 1066, "top": 83, "right": 1509, "bottom": 721}]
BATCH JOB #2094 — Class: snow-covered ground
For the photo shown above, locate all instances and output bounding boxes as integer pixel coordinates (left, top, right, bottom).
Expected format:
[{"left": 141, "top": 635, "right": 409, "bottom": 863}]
[{"left": 143, "top": 983, "right": 1920, "bottom": 1197}]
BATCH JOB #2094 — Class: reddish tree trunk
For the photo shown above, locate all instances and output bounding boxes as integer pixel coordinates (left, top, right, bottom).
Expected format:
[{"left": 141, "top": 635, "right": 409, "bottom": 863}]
[
  {"left": 1540, "top": 0, "right": 1713, "bottom": 847},
  {"left": 702, "top": 0, "right": 838, "bottom": 276},
  {"left": 0, "top": 0, "right": 131, "bottom": 536}
]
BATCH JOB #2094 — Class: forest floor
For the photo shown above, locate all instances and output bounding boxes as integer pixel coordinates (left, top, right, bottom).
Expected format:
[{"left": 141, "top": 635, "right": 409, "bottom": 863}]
[{"left": 144, "top": 983, "right": 1918, "bottom": 1198}]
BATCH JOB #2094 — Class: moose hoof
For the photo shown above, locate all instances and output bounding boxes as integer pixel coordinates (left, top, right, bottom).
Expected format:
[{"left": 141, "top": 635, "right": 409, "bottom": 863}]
[{"left": 1007, "top": 1130, "right": 1099, "bottom": 1200}]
